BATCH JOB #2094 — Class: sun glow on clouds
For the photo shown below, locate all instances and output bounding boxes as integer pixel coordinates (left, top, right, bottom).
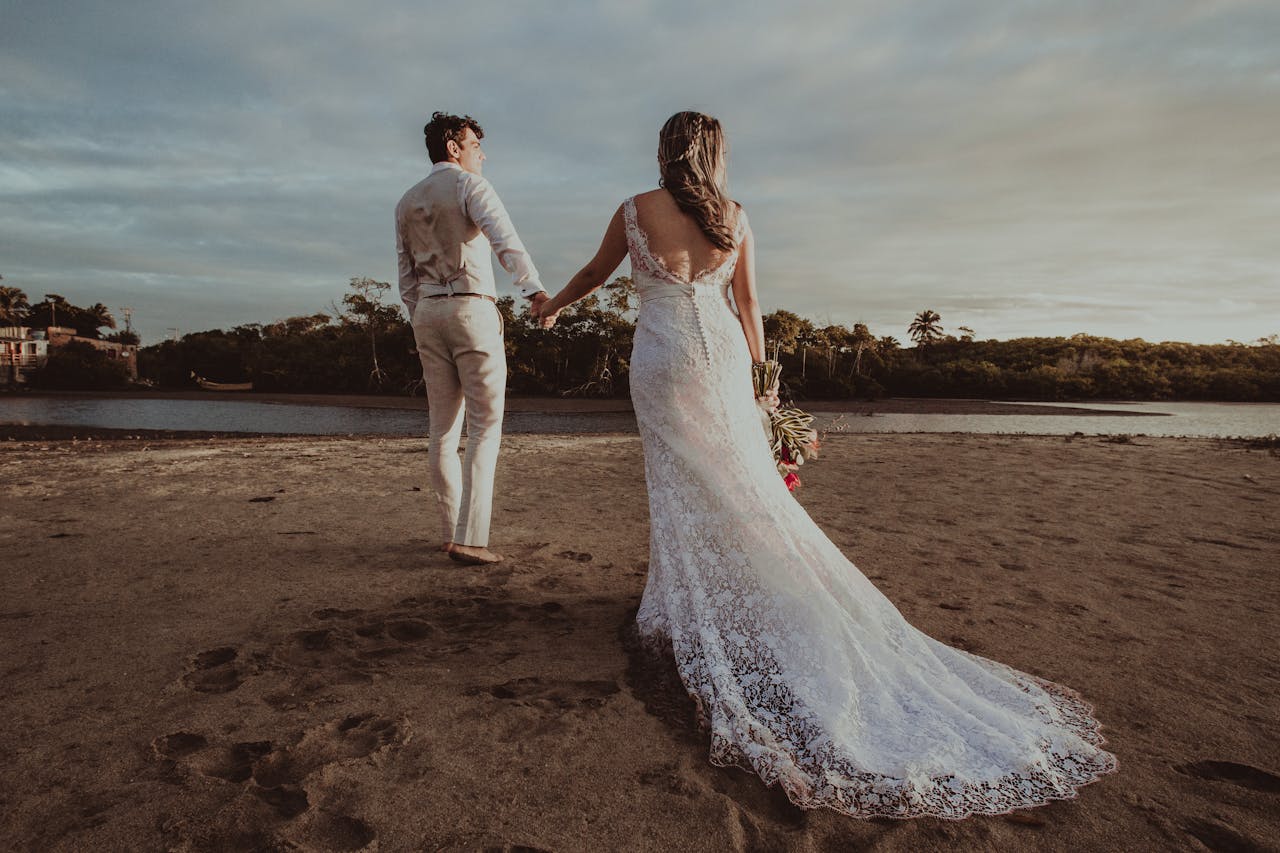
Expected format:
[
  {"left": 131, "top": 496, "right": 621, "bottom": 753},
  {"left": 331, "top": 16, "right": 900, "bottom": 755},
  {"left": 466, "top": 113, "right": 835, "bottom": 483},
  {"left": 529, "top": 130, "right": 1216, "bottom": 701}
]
[{"left": 1, "top": 0, "right": 1277, "bottom": 344}]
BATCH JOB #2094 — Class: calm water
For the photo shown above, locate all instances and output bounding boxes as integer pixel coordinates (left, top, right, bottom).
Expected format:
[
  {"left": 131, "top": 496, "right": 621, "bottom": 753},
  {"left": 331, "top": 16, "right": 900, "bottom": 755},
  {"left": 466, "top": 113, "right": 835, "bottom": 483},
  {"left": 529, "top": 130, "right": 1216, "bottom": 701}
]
[
  {"left": 1, "top": 396, "right": 1277, "bottom": 438},
  {"left": 821, "top": 401, "right": 1279, "bottom": 438}
]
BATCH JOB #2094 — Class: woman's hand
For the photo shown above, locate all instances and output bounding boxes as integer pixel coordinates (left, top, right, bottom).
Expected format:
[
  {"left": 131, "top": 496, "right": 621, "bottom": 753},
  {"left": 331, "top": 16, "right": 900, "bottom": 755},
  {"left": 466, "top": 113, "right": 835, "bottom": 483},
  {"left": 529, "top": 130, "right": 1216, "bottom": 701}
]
[
  {"left": 540, "top": 206, "right": 627, "bottom": 330},
  {"left": 531, "top": 296, "right": 561, "bottom": 329},
  {"left": 755, "top": 378, "right": 780, "bottom": 413}
]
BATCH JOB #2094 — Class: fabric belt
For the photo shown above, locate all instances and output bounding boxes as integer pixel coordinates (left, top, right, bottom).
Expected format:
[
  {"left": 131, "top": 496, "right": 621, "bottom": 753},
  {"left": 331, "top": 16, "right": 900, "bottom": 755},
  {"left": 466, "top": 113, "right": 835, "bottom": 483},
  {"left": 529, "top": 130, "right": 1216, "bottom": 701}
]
[
  {"left": 425, "top": 292, "right": 495, "bottom": 303},
  {"left": 418, "top": 267, "right": 493, "bottom": 303}
]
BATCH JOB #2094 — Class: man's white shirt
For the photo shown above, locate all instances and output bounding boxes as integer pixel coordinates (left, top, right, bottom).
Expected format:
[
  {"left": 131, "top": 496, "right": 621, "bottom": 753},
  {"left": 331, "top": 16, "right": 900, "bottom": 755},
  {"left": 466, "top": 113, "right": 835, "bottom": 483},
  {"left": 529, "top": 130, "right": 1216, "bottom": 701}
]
[{"left": 396, "top": 161, "right": 544, "bottom": 316}]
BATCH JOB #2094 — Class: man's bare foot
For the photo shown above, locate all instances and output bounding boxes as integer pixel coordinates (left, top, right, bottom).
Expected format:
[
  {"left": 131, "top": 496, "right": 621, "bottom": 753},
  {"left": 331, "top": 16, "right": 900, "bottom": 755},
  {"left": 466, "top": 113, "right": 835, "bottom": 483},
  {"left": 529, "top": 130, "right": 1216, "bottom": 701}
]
[
  {"left": 448, "top": 544, "right": 503, "bottom": 565},
  {"left": 440, "top": 541, "right": 454, "bottom": 553}
]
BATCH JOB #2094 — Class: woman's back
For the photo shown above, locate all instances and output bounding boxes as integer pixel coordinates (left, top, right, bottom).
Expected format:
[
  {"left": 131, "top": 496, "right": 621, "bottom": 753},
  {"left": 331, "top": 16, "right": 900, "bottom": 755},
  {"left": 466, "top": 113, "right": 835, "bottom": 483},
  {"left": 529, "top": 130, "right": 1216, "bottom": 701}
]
[{"left": 629, "top": 189, "right": 742, "bottom": 285}]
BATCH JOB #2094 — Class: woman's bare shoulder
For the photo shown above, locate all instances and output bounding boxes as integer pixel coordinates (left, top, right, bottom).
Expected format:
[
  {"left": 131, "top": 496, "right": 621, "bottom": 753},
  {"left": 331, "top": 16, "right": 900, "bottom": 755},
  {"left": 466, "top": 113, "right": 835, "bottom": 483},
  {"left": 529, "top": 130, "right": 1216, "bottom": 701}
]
[{"left": 631, "top": 188, "right": 668, "bottom": 211}]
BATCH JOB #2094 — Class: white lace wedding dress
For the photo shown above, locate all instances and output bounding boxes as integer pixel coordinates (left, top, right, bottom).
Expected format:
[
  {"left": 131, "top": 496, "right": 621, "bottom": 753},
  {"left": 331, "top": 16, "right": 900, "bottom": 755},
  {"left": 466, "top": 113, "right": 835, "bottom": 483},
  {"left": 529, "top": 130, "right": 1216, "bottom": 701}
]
[{"left": 623, "top": 196, "right": 1117, "bottom": 819}]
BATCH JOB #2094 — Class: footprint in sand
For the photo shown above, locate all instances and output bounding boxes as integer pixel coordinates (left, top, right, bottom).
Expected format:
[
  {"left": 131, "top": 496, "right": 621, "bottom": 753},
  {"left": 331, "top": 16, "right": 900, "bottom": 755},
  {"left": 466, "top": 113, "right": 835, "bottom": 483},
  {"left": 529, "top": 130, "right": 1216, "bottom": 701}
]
[
  {"left": 557, "top": 550, "right": 593, "bottom": 562},
  {"left": 182, "top": 594, "right": 577, "bottom": 715},
  {"left": 1177, "top": 760, "right": 1280, "bottom": 794},
  {"left": 151, "top": 717, "right": 397, "bottom": 849},
  {"left": 201, "top": 741, "right": 275, "bottom": 783},
  {"left": 151, "top": 731, "right": 272, "bottom": 784},
  {"left": 252, "top": 713, "right": 408, "bottom": 787},
  {"left": 252, "top": 783, "right": 310, "bottom": 819},
  {"left": 152, "top": 731, "right": 209, "bottom": 760},
  {"left": 265, "top": 596, "right": 576, "bottom": 707},
  {"left": 152, "top": 715, "right": 407, "bottom": 795},
  {"left": 637, "top": 763, "right": 703, "bottom": 798},
  {"left": 1181, "top": 817, "right": 1268, "bottom": 853},
  {"left": 182, "top": 646, "right": 252, "bottom": 693},
  {"left": 272, "top": 627, "right": 373, "bottom": 675},
  {"left": 386, "top": 619, "right": 437, "bottom": 642},
  {"left": 282, "top": 809, "right": 377, "bottom": 852},
  {"left": 477, "top": 676, "right": 620, "bottom": 711}
]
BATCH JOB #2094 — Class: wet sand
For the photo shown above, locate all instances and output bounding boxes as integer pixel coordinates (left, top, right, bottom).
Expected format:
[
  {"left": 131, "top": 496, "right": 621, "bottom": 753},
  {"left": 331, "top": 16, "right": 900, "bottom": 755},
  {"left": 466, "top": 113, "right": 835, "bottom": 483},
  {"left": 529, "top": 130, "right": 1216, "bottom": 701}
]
[{"left": 1, "top": 433, "right": 1277, "bottom": 851}]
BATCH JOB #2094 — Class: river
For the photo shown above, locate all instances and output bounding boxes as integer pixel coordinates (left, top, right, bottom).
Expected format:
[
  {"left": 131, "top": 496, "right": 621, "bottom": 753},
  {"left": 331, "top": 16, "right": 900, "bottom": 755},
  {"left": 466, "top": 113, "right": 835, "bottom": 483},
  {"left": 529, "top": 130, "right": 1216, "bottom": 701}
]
[{"left": 1, "top": 396, "right": 1277, "bottom": 438}]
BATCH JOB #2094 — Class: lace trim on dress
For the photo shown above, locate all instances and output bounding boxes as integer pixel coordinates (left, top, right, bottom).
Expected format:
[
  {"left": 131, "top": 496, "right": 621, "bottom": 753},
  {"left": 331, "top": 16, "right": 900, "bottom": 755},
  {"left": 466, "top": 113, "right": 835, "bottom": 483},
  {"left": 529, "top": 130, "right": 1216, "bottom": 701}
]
[
  {"left": 623, "top": 196, "right": 743, "bottom": 287},
  {"left": 637, "top": 630, "right": 1117, "bottom": 821}
]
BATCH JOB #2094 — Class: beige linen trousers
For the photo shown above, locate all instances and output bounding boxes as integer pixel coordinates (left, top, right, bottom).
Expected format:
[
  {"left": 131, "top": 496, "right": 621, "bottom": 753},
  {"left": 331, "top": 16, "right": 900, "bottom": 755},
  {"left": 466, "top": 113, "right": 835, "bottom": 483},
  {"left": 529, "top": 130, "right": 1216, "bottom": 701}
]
[{"left": 411, "top": 296, "right": 506, "bottom": 547}]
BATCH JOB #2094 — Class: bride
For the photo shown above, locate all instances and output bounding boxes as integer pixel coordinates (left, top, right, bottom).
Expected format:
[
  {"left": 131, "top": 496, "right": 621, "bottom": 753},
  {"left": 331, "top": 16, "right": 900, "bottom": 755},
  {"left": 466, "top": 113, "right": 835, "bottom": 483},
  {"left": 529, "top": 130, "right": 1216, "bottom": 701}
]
[{"left": 534, "top": 111, "right": 1116, "bottom": 819}]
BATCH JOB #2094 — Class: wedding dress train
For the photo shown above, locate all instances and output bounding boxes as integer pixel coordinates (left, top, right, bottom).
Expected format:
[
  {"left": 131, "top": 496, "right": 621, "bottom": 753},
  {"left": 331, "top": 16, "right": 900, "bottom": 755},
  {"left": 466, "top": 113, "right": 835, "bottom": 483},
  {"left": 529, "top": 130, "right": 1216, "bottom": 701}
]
[{"left": 623, "top": 196, "right": 1116, "bottom": 819}]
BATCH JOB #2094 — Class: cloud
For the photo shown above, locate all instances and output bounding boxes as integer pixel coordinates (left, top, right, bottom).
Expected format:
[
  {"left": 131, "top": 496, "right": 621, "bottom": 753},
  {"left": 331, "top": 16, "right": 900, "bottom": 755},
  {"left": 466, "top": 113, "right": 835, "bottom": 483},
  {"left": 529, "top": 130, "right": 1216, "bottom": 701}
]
[{"left": 1, "top": 0, "right": 1277, "bottom": 344}]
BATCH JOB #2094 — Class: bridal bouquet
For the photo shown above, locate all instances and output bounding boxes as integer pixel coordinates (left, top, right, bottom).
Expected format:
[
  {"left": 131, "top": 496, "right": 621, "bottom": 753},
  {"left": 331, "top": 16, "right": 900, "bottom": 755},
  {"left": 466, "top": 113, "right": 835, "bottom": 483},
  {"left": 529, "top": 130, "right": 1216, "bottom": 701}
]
[{"left": 753, "top": 360, "right": 820, "bottom": 492}]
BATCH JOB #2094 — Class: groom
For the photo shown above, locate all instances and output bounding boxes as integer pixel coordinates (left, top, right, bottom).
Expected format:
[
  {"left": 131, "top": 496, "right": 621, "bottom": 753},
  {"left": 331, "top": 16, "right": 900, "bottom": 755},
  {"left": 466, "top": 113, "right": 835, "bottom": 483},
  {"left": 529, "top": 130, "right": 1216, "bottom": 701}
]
[{"left": 396, "top": 111, "right": 550, "bottom": 565}]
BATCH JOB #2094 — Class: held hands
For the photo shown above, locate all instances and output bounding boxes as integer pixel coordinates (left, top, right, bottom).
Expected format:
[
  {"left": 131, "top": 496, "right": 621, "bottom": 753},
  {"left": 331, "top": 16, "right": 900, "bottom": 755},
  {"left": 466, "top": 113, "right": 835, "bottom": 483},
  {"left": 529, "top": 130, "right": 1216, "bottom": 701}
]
[{"left": 528, "top": 291, "right": 560, "bottom": 329}]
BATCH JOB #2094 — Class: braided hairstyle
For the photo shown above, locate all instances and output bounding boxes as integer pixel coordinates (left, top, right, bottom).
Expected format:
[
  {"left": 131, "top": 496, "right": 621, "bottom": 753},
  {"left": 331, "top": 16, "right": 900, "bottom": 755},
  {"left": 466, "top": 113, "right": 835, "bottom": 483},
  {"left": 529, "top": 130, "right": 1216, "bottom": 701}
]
[{"left": 657, "top": 111, "right": 737, "bottom": 251}]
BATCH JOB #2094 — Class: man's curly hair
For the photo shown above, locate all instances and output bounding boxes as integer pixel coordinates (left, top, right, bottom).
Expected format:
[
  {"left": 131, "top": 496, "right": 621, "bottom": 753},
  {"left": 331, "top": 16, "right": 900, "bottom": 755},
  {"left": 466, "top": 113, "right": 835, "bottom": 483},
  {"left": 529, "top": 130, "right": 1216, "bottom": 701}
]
[{"left": 424, "top": 111, "right": 484, "bottom": 163}]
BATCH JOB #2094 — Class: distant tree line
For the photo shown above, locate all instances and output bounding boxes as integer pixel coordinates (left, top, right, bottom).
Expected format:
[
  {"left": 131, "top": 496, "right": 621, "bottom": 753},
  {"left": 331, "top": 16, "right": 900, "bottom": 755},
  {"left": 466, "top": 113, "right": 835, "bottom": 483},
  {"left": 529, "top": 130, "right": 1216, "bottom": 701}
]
[{"left": 5, "top": 276, "right": 1278, "bottom": 401}]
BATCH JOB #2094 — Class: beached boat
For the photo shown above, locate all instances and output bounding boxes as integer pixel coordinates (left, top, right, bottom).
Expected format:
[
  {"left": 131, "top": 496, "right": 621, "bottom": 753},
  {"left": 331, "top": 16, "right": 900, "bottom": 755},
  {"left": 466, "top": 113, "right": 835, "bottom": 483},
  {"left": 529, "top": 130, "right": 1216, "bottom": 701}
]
[{"left": 191, "top": 372, "right": 253, "bottom": 392}]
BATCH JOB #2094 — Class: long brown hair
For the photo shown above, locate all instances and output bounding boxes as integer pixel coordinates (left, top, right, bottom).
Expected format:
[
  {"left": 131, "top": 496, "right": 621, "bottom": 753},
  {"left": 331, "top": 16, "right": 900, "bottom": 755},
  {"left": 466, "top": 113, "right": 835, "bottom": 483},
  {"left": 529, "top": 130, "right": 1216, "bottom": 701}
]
[{"left": 658, "top": 111, "right": 736, "bottom": 251}]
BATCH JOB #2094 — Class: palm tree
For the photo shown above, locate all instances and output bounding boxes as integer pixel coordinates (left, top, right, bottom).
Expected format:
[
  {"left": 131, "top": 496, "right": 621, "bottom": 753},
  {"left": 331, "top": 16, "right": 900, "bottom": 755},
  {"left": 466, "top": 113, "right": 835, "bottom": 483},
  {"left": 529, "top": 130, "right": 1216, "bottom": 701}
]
[
  {"left": 44, "top": 293, "right": 69, "bottom": 328},
  {"left": 908, "top": 309, "right": 944, "bottom": 348},
  {"left": 0, "top": 285, "right": 30, "bottom": 326},
  {"left": 88, "top": 303, "right": 117, "bottom": 333}
]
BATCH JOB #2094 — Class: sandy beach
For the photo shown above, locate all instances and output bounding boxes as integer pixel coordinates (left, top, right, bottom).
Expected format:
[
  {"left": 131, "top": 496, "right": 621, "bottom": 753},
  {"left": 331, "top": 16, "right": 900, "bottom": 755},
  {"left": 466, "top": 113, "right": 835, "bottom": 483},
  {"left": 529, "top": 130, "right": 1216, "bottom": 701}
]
[{"left": 1, "top": 432, "right": 1277, "bottom": 851}]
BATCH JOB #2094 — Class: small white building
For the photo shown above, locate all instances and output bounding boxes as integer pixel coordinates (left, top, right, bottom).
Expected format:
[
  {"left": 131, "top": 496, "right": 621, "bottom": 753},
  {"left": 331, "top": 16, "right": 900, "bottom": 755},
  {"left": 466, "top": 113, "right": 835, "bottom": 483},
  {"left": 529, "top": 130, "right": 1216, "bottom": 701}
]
[{"left": 0, "top": 326, "right": 49, "bottom": 384}]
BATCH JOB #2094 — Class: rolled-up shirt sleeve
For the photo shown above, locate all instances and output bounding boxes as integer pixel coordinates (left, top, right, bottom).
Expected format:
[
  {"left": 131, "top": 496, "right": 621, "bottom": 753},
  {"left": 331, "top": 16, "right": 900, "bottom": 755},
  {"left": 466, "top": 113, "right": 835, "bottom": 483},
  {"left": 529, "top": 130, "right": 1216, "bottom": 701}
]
[
  {"left": 460, "top": 174, "right": 545, "bottom": 299},
  {"left": 395, "top": 202, "right": 418, "bottom": 317}
]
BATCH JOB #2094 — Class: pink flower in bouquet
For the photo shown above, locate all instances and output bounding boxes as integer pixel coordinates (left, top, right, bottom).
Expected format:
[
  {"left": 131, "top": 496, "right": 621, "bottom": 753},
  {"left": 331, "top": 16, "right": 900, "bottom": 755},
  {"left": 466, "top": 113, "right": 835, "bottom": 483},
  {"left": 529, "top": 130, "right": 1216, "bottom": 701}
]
[{"left": 754, "top": 358, "right": 819, "bottom": 496}]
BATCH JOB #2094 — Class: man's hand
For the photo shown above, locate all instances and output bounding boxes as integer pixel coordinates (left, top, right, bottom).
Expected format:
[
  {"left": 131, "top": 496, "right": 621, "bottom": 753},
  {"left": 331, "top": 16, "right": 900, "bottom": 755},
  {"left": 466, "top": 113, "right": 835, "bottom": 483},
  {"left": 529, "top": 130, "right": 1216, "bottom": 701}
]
[
  {"left": 528, "top": 291, "right": 560, "bottom": 329},
  {"left": 527, "top": 291, "right": 550, "bottom": 317}
]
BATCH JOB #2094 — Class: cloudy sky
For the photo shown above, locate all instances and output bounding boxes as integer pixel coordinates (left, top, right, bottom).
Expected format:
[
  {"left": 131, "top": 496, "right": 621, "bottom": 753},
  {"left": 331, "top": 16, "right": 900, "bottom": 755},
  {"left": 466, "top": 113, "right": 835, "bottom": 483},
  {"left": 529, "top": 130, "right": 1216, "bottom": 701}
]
[{"left": 2, "top": 0, "right": 1277, "bottom": 345}]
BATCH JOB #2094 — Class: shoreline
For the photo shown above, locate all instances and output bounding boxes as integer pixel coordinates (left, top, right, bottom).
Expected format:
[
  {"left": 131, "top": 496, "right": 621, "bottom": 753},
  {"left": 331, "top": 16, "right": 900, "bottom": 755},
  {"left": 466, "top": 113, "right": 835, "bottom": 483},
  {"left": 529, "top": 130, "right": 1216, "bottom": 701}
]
[
  {"left": 3, "top": 425, "right": 1269, "bottom": 445},
  {"left": 1, "top": 388, "right": 1169, "bottom": 417}
]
